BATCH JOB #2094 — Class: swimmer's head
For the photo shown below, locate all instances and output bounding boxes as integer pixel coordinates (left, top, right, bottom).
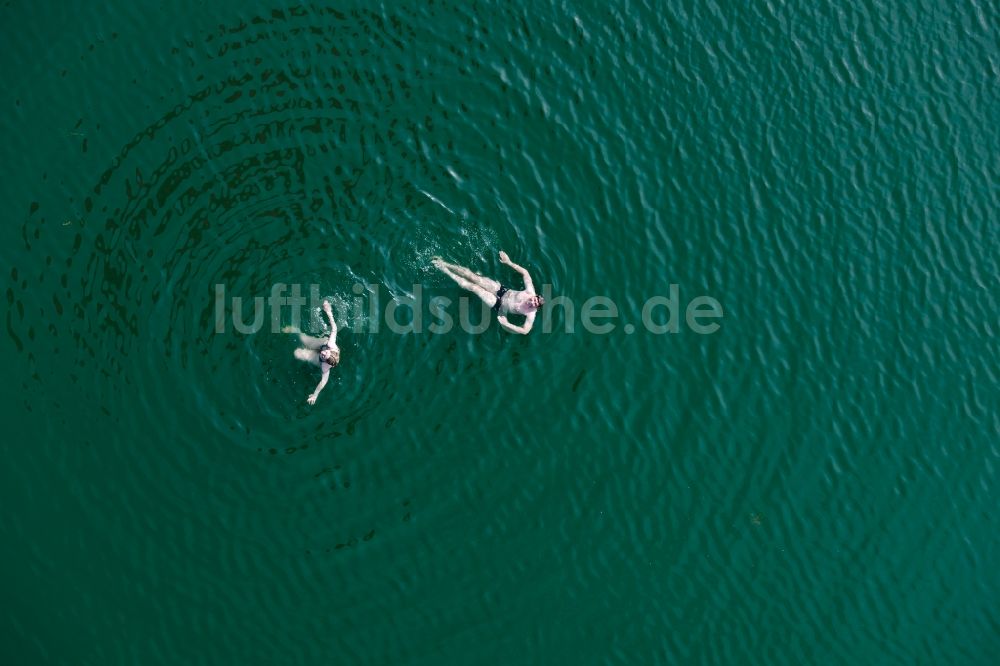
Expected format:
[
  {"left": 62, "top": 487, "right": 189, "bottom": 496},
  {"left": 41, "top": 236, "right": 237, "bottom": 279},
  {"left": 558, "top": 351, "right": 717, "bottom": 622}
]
[
  {"left": 529, "top": 295, "right": 545, "bottom": 310},
  {"left": 320, "top": 348, "right": 339, "bottom": 365}
]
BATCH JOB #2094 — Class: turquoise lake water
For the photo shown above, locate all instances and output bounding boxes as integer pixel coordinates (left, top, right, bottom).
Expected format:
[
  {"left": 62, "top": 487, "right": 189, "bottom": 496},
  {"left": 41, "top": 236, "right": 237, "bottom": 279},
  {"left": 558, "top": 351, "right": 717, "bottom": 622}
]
[{"left": 2, "top": 1, "right": 998, "bottom": 663}]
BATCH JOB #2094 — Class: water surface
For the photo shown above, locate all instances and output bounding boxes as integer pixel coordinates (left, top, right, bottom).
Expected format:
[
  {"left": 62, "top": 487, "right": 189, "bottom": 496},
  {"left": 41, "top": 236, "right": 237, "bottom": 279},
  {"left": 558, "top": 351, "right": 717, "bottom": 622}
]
[{"left": 1, "top": 0, "right": 997, "bottom": 663}]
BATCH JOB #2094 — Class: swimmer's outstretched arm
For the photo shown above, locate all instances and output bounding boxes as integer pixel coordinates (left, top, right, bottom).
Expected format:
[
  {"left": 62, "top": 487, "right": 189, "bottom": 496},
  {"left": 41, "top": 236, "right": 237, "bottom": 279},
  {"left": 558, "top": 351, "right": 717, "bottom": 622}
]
[
  {"left": 498, "top": 251, "right": 535, "bottom": 293},
  {"left": 498, "top": 311, "right": 536, "bottom": 335},
  {"left": 307, "top": 365, "right": 330, "bottom": 405},
  {"left": 322, "top": 299, "right": 338, "bottom": 342}
]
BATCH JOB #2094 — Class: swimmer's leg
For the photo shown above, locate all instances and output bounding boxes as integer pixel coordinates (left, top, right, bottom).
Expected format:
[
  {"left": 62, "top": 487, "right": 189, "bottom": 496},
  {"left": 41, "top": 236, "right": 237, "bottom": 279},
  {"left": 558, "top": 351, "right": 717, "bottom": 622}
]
[
  {"left": 467, "top": 284, "right": 498, "bottom": 308},
  {"left": 433, "top": 259, "right": 501, "bottom": 293},
  {"left": 297, "top": 333, "right": 327, "bottom": 349},
  {"left": 440, "top": 272, "right": 497, "bottom": 307},
  {"left": 283, "top": 325, "right": 327, "bottom": 349},
  {"left": 294, "top": 348, "right": 322, "bottom": 366},
  {"left": 447, "top": 263, "right": 501, "bottom": 292}
]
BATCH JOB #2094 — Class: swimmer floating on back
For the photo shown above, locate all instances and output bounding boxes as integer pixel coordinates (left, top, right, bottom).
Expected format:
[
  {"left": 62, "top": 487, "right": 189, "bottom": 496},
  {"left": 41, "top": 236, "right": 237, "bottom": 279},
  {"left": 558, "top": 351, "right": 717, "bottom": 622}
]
[
  {"left": 433, "top": 251, "right": 544, "bottom": 334},
  {"left": 284, "top": 299, "right": 340, "bottom": 405}
]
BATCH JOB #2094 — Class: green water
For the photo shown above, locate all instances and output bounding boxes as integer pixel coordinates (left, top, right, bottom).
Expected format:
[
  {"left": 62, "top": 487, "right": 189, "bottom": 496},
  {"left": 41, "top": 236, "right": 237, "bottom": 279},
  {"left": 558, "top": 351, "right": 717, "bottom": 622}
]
[{"left": 2, "top": 0, "right": 997, "bottom": 663}]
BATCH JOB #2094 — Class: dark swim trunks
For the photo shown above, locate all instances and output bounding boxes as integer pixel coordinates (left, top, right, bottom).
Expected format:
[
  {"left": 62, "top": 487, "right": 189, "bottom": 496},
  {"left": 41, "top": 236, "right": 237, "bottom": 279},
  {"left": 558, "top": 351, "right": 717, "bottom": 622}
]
[{"left": 492, "top": 285, "right": 509, "bottom": 312}]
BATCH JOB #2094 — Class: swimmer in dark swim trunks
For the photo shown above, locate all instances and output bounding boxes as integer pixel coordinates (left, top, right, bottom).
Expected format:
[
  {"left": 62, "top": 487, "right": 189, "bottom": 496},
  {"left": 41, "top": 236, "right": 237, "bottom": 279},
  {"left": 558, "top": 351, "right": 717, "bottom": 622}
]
[
  {"left": 283, "top": 299, "right": 340, "bottom": 405},
  {"left": 433, "top": 251, "right": 544, "bottom": 334}
]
